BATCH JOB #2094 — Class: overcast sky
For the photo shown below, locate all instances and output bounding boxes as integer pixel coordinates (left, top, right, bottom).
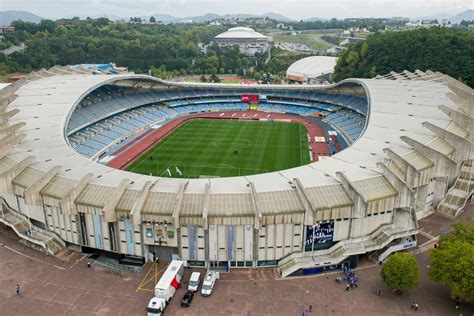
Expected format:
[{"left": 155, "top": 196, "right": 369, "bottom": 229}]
[{"left": 1, "top": 0, "right": 471, "bottom": 20}]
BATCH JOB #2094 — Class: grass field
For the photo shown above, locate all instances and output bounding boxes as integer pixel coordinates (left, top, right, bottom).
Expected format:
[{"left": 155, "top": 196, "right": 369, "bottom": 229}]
[
  {"left": 126, "top": 119, "right": 310, "bottom": 178},
  {"left": 272, "top": 34, "right": 331, "bottom": 50}
]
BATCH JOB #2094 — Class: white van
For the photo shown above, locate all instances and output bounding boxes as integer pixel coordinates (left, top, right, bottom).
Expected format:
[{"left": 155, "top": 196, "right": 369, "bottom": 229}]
[
  {"left": 188, "top": 272, "right": 201, "bottom": 292},
  {"left": 201, "top": 271, "right": 219, "bottom": 296}
]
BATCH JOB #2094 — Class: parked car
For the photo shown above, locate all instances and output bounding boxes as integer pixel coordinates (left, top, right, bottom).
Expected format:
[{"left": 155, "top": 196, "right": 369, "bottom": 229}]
[
  {"left": 201, "top": 270, "right": 219, "bottom": 296},
  {"left": 188, "top": 272, "right": 201, "bottom": 292},
  {"left": 181, "top": 291, "right": 194, "bottom": 307}
]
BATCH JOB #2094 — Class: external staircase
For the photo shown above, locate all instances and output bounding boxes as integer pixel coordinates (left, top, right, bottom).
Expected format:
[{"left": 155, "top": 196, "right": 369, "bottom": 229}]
[
  {"left": 437, "top": 160, "right": 473, "bottom": 218},
  {"left": 0, "top": 198, "right": 66, "bottom": 255},
  {"left": 277, "top": 209, "right": 419, "bottom": 277}
]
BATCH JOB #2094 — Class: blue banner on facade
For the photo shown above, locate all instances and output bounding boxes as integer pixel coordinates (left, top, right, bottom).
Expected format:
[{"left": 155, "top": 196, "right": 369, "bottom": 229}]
[{"left": 305, "top": 222, "right": 334, "bottom": 246}]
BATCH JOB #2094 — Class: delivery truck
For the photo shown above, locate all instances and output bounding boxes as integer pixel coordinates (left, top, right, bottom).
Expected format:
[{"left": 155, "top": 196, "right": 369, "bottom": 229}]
[{"left": 146, "top": 260, "right": 184, "bottom": 315}]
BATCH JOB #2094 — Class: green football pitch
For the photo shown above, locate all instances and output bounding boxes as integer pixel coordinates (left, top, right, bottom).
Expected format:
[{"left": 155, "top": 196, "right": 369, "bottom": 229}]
[{"left": 126, "top": 119, "right": 310, "bottom": 178}]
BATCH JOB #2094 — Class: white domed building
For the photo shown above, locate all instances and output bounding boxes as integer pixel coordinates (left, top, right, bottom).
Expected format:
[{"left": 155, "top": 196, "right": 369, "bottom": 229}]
[
  {"left": 214, "top": 27, "right": 270, "bottom": 56},
  {"left": 287, "top": 56, "right": 338, "bottom": 84}
]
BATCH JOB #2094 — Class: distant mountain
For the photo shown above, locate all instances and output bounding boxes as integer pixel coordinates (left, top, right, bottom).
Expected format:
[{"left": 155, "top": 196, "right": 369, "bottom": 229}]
[
  {"left": 410, "top": 9, "right": 473, "bottom": 24},
  {"left": 222, "top": 13, "right": 260, "bottom": 19},
  {"left": 449, "top": 10, "right": 473, "bottom": 24},
  {"left": 148, "top": 14, "right": 177, "bottom": 23},
  {"left": 183, "top": 13, "right": 222, "bottom": 22},
  {"left": 305, "top": 17, "right": 328, "bottom": 22},
  {"left": 89, "top": 14, "right": 123, "bottom": 21},
  {"left": 149, "top": 13, "right": 222, "bottom": 23},
  {"left": 262, "top": 12, "right": 293, "bottom": 21},
  {"left": 0, "top": 10, "right": 43, "bottom": 24},
  {"left": 190, "top": 13, "right": 259, "bottom": 22},
  {"left": 149, "top": 12, "right": 292, "bottom": 24},
  {"left": 61, "top": 14, "right": 121, "bottom": 21}
]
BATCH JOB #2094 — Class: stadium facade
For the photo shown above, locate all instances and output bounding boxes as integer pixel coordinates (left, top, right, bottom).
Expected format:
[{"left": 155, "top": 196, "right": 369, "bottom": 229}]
[
  {"left": 0, "top": 66, "right": 472, "bottom": 277},
  {"left": 214, "top": 27, "right": 270, "bottom": 56}
]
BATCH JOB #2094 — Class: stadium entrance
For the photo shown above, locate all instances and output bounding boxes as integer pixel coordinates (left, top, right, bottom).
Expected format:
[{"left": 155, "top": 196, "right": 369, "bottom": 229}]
[
  {"left": 148, "top": 245, "right": 179, "bottom": 262},
  {"left": 208, "top": 260, "right": 253, "bottom": 271}
]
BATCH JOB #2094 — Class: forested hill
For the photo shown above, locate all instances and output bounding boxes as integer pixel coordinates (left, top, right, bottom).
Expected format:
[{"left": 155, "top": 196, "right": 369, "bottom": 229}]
[
  {"left": 333, "top": 27, "right": 474, "bottom": 87},
  {"left": 0, "top": 18, "right": 304, "bottom": 81},
  {"left": 1, "top": 19, "right": 226, "bottom": 75}
]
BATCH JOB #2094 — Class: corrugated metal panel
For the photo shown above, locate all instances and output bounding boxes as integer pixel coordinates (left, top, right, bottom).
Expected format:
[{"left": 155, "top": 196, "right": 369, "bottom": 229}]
[
  {"left": 142, "top": 191, "right": 175, "bottom": 215},
  {"left": 208, "top": 193, "right": 253, "bottom": 217},
  {"left": 425, "top": 137, "right": 455, "bottom": 156},
  {"left": 446, "top": 121, "right": 468, "bottom": 138},
  {"left": 258, "top": 190, "right": 303, "bottom": 214},
  {"left": 388, "top": 161, "right": 406, "bottom": 181},
  {"left": 402, "top": 150, "right": 434, "bottom": 171},
  {"left": 12, "top": 167, "right": 44, "bottom": 188},
  {"left": 116, "top": 189, "right": 140, "bottom": 212},
  {"left": 75, "top": 184, "right": 115, "bottom": 208},
  {"left": 40, "top": 176, "right": 77, "bottom": 198},
  {"left": 0, "top": 156, "right": 16, "bottom": 174},
  {"left": 351, "top": 176, "right": 398, "bottom": 202},
  {"left": 305, "top": 184, "right": 353, "bottom": 210},
  {"left": 181, "top": 194, "right": 204, "bottom": 216}
]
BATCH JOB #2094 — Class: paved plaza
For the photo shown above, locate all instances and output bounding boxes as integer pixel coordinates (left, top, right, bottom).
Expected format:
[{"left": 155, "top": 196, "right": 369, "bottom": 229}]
[{"left": 0, "top": 204, "right": 472, "bottom": 316}]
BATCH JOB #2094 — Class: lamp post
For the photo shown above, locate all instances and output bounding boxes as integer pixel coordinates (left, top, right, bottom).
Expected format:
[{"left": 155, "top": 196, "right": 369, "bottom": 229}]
[{"left": 154, "top": 222, "right": 159, "bottom": 262}]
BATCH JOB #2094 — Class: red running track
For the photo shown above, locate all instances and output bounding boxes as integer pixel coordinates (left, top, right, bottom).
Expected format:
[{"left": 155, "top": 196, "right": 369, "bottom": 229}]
[{"left": 106, "top": 111, "right": 331, "bottom": 170}]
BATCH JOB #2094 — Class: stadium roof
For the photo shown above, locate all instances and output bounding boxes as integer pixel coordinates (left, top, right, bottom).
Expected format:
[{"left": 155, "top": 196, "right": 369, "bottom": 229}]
[
  {"left": 0, "top": 83, "right": 10, "bottom": 90},
  {"left": 1, "top": 66, "right": 468, "bottom": 216},
  {"left": 214, "top": 27, "right": 268, "bottom": 40},
  {"left": 286, "top": 56, "right": 338, "bottom": 80}
]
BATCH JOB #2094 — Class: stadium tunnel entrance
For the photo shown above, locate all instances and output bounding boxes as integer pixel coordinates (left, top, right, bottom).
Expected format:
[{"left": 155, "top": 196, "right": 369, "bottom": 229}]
[{"left": 148, "top": 245, "right": 179, "bottom": 262}]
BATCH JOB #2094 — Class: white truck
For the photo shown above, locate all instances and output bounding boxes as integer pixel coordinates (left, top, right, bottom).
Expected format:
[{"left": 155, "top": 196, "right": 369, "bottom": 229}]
[
  {"left": 147, "top": 260, "right": 184, "bottom": 316},
  {"left": 201, "top": 270, "right": 219, "bottom": 296},
  {"left": 187, "top": 272, "right": 201, "bottom": 292}
]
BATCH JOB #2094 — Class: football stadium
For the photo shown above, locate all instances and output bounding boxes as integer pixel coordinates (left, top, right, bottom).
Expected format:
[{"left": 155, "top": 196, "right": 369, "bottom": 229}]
[{"left": 0, "top": 65, "right": 472, "bottom": 277}]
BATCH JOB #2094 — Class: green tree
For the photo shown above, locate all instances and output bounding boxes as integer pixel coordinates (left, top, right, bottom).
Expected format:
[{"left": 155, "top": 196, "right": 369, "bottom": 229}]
[
  {"left": 360, "top": 42, "right": 368, "bottom": 58},
  {"left": 209, "top": 73, "right": 220, "bottom": 83},
  {"left": 429, "top": 221, "right": 474, "bottom": 303},
  {"left": 0, "top": 18, "right": 304, "bottom": 81},
  {"left": 200, "top": 74, "right": 207, "bottom": 82},
  {"left": 149, "top": 16, "right": 156, "bottom": 24},
  {"left": 333, "top": 27, "right": 474, "bottom": 87},
  {"left": 369, "top": 65, "right": 377, "bottom": 77},
  {"left": 380, "top": 252, "right": 419, "bottom": 294}
]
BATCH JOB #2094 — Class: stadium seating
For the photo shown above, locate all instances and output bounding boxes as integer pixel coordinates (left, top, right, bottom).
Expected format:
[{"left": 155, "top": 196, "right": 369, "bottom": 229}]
[
  {"left": 67, "top": 85, "right": 368, "bottom": 159},
  {"left": 324, "top": 109, "right": 366, "bottom": 142}
]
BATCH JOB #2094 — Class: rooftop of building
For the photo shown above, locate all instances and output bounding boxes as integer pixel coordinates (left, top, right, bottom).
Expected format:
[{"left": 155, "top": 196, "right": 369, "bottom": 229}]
[{"left": 214, "top": 27, "right": 268, "bottom": 40}]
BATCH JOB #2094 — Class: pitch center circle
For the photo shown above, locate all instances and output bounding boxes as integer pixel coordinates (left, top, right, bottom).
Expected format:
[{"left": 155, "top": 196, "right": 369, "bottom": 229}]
[{"left": 212, "top": 138, "right": 252, "bottom": 150}]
